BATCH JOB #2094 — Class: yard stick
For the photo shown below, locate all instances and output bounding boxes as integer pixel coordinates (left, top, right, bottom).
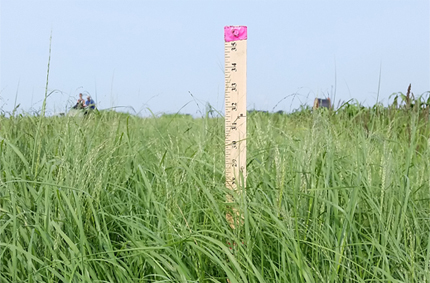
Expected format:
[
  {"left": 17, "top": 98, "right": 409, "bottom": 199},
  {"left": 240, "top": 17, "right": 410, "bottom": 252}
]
[{"left": 224, "top": 26, "right": 247, "bottom": 229}]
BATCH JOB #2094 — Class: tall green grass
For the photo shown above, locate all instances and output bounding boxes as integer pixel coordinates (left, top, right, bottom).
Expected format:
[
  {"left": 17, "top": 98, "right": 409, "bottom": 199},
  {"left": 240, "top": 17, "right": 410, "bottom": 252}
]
[{"left": 0, "top": 104, "right": 429, "bottom": 282}]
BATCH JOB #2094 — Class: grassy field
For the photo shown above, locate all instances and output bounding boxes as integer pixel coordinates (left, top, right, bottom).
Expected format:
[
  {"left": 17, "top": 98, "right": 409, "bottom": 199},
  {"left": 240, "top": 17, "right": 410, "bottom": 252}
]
[{"left": 1, "top": 100, "right": 430, "bottom": 282}]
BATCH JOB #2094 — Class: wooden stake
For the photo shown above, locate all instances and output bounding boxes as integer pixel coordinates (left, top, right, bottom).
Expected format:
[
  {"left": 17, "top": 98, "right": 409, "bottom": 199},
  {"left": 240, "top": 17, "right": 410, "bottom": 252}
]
[{"left": 224, "top": 26, "right": 247, "bottom": 229}]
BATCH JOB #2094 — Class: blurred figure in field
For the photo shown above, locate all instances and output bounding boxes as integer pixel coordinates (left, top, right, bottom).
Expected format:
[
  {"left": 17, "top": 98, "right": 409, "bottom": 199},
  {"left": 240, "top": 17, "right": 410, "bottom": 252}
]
[
  {"left": 86, "top": 96, "right": 95, "bottom": 109},
  {"left": 73, "top": 93, "right": 85, "bottom": 109}
]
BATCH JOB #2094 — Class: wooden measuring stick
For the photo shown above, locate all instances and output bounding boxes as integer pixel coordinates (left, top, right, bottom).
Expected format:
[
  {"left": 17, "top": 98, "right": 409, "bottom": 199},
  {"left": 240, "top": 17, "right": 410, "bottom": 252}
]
[{"left": 224, "top": 26, "right": 247, "bottom": 229}]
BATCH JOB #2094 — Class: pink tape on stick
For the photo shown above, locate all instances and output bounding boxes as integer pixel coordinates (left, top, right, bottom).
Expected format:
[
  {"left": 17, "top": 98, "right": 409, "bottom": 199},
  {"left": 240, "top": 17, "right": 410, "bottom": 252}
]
[{"left": 224, "top": 26, "right": 247, "bottom": 42}]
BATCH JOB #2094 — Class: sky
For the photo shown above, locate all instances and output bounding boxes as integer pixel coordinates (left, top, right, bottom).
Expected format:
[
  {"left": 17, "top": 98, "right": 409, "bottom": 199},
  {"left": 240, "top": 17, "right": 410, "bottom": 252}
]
[{"left": 1, "top": 0, "right": 429, "bottom": 116}]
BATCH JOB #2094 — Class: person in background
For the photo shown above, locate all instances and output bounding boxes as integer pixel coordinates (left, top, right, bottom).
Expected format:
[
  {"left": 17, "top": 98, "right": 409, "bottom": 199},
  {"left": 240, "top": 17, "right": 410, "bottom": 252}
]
[
  {"left": 73, "top": 93, "right": 85, "bottom": 109},
  {"left": 85, "top": 96, "right": 95, "bottom": 109}
]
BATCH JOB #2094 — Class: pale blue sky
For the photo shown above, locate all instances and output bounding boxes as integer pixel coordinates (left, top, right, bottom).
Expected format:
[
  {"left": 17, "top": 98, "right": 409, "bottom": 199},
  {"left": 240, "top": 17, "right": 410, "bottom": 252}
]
[{"left": 1, "top": 0, "right": 429, "bottom": 116}]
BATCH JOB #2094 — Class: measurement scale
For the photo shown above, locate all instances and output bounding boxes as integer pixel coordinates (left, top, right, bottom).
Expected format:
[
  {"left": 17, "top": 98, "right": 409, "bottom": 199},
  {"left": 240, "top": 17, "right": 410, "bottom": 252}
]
[{"left": 224, "top": 26, "right": 247, "bottom": 227}]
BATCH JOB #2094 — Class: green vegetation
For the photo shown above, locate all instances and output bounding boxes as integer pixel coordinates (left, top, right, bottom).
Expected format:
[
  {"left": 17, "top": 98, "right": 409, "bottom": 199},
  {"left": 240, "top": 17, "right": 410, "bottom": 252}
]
[{"left": 1, "top": 95, "right": 429, "bottom": 282}]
